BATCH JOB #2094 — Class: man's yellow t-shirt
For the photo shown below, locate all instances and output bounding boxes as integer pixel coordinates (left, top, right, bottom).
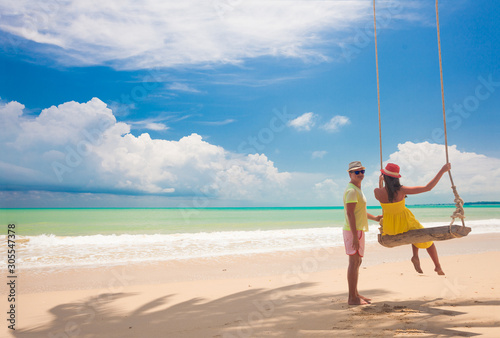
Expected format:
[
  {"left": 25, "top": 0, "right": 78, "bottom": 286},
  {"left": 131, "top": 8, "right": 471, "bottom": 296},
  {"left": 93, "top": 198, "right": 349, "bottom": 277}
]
[{"left": 343, "top": 183, "right": 368, "bottom": 231}]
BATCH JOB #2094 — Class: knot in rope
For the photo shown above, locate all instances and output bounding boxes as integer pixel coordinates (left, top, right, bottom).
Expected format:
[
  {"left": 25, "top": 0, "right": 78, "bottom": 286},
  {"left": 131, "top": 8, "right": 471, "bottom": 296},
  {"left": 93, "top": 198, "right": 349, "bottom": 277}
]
[{"left": 449, "top": 185, "right": 465, "bottom": 226}]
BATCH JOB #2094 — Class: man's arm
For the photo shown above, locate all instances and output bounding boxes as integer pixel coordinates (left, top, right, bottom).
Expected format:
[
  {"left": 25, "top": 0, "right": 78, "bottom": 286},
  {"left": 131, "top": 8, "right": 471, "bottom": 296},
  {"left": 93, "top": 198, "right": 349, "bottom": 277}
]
[
  {"left": 346, "top": 202, "right": 359, "bottom": 251},
  {"left": 367, "top": 213, "right": 382, "bottom": 222}
]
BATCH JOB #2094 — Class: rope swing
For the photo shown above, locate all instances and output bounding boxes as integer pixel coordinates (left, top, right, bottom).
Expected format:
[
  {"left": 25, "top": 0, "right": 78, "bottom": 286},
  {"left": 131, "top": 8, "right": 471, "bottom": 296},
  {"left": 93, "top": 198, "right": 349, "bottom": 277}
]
[
  {"left": 372, "top": 0, "right": 471, "bottom": 248},
  {"left": 435, "top": 0, "right": 466, "bottom": 227},
  {"left": 373, "top": 0, "right": 383, "bottom": 171}
]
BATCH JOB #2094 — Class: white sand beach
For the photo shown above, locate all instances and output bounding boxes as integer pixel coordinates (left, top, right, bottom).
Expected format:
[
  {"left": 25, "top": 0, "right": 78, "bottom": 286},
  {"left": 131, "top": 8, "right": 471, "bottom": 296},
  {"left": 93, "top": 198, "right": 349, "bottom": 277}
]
[{"left": 4, "top": 233, "right": 500, "bottom": 337}]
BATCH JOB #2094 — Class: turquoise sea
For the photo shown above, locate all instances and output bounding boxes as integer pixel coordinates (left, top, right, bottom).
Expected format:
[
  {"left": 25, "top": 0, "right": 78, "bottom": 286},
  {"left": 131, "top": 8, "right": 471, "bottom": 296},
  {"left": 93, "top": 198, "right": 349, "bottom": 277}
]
[{"left": 1, "top": 205, "right": 499, "bottom": 269}]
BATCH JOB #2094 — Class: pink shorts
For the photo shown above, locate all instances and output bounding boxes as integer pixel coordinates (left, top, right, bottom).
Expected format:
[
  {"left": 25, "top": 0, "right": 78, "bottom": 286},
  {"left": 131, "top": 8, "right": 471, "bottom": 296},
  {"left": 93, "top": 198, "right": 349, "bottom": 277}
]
[{"left": 343, "top": 229, "right": 365, "bottom": 257}]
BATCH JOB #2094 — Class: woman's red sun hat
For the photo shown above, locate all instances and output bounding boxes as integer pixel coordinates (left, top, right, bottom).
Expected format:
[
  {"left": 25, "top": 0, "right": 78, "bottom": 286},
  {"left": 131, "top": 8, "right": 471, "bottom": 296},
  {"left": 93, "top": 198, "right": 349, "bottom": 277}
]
[{"left": 381, "top": 163, "right": 401, "bottom": 178}]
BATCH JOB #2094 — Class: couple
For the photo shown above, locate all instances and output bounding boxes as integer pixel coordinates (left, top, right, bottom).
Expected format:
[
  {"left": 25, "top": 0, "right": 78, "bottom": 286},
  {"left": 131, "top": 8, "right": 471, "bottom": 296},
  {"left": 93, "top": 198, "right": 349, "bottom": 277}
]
[{"left": 343, "top": 161, "right": 450, "bottom": 305}]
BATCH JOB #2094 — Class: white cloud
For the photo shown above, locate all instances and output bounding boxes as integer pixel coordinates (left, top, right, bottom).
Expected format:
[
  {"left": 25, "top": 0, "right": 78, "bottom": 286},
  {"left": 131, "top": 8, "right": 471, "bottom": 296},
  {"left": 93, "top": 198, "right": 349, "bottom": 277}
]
[
  {"left": 311, "top": 150, "right": 327, "bottom": 159},
  {"left": 321, "top": 115, "right": 350, "bottom": 132},
  {"left": 6, "top": 98, "right": 118, "bottom": 149},
  {"left": 4, "top": 102, "right": 497, "bottom": 206},
  {"left": 167, "top": 82, "right": 201, "bottom": 93},
  {"left": 288, "top": 112, "right": 316, "bottom": 131},
  {"left": 382, "top": 141, "right": 500, "bottom": 203},
  {"left": 0, "top": 1, "right": 420, "bottom": 69},
  {"left": 288, "top": 113, "right": 350, "bottom": 133},
  {"left": 198, "top": 119, "right": 235, "bottom": 126},
  {"left": 0, "top": 98, "right": 290, "bottom": 200},
  {"left": 313, "top": 178, "right": 340, "bottom": 201},
  {"left": 144, "top": 122, "right": 168, "bottom": 131},
  {"left": 127, "top": 119, "right": 170, "bottom": 131},
  {"left": 314, "top": 178, "right": 338, "bottom": 191}
]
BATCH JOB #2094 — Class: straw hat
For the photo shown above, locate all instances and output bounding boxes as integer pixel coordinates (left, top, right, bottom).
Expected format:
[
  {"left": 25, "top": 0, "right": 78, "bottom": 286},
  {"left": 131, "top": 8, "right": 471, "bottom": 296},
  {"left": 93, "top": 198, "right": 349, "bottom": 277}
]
[
  {"left": 347, "top": 161, "right": 365, "bottom": 172},
  {"left": 381, "top": 163, "right": 401, "bottom": 178}
]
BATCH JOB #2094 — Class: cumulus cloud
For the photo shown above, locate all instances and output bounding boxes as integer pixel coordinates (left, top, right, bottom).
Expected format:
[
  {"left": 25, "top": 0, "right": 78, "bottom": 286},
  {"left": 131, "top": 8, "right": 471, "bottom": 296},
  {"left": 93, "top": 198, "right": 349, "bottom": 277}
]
[
  {"left": 3, "top": 102, "right": 497, "bottom": 206},
  {"left": 307, "top": 142, "right": 500, "bottom": 206},
  {"left": 320, "top": 115, "right": 350, "bottom": 132},
  {"left": 288, "top": 112, "right": 316, "bottom": 131},
  {"left": 0, "top": 98, "right": 290, "bottom": 200},
  {"left": 383, "top": 141, "right": 500, "bottom": 202},
  {"left": 0, "top": 1, "right": 418, "bottom": 69}
]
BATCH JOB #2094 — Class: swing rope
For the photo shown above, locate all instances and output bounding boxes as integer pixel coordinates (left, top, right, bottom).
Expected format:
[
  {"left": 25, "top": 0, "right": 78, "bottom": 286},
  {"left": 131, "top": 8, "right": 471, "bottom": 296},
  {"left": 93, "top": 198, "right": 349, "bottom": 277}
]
[
  {"left": 435, "top": 0, "right": 465, "bottom": 227},
  {"left": 372, "top": 0, "right": 466, "bottom": 227},
  {"left": 373, "top": 0, "right": 383, "bottom": 171}
]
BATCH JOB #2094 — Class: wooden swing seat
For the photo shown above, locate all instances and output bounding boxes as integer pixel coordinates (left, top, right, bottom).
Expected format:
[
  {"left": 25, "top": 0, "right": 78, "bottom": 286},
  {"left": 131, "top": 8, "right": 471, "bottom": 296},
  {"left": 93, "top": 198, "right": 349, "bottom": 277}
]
[{"left": 377, "top": 225, "right": 472, "bottom": 248}]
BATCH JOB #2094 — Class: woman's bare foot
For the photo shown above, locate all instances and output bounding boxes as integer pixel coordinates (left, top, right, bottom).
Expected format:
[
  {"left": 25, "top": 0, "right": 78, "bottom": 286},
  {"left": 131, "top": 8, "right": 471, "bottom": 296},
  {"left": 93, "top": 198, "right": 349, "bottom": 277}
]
[
  {"left": 348, "top": 296, "right": 369, "bottom": 305},
  {"left": 435, "top": 266, "right": 445, "bottom": 275},
  {"left": 411, "top": 256, "right": 423, "bottom": 274}
]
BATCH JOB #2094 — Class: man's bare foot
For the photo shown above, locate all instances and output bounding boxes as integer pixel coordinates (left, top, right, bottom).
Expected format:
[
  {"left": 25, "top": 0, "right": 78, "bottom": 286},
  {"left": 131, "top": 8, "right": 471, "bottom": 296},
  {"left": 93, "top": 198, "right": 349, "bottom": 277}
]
[
  {"left": 435, "top": 266, "right": 445, "bottom": 275},
  {"left": 348, "top": 297, "right": 369, "bottom": 305},
  {"left": 358, "top": 294, "right": 372, "bottom": 304},
  {"left": 411, "top": 256, "right": 423, "bottom": 274}
]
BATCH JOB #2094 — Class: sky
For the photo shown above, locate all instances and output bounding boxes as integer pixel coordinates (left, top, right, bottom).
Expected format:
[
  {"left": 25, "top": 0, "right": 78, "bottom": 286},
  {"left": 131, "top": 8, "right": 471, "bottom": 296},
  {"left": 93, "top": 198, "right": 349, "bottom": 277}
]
[{"left": 0, "top": 0, "right": 499, "bottom": 208}]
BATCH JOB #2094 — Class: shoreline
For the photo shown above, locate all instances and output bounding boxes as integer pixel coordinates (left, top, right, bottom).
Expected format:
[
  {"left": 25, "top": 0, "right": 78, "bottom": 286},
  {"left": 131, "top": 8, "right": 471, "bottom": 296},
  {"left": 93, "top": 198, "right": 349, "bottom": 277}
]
[
  {"left": 8, "top": 232, "right": 500, "bottom": 293},
  {"left": 7, "top": 219, "right": 500, "bottom": 271},
  {"left": 3, "top": 233, "right": 500, "bottom": 337}
]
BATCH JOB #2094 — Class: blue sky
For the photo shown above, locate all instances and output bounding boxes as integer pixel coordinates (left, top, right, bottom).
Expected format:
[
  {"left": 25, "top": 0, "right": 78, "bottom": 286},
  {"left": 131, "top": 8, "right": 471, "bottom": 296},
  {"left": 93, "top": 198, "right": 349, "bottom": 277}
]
[{"left": 0, "top": 0, "right": 499, "bottom": 207}]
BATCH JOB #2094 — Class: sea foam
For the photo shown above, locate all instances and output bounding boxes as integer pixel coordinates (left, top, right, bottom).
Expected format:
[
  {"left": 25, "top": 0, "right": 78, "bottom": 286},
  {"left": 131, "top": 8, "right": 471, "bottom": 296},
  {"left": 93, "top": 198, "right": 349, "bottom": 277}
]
[{"left": 3, "top": 219, "right": 498, "bottom": 269}]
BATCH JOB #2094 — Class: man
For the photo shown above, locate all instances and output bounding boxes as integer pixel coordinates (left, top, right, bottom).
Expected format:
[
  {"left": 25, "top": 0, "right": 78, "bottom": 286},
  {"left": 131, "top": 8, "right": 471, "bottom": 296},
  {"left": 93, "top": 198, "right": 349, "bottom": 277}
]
[{"left": 343, "top": 161, "right": 381, "bottom": 305}]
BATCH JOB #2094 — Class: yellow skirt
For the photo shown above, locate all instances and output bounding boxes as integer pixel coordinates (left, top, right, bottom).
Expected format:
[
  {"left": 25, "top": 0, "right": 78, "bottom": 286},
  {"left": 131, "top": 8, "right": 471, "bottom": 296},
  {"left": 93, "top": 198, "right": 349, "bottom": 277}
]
[{"left": 380, "top": 199, "right": 433, "bottom": 249}]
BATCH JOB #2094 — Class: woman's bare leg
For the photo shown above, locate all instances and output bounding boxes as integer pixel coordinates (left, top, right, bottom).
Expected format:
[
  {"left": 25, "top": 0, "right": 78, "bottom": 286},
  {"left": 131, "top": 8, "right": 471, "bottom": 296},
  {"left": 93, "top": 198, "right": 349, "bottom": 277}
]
[
  {"left": 426, "top": 243, "right": 445, "bottom": 275},
  {"left": 411, "top": 244, "right": 423, "bottom": 274}
]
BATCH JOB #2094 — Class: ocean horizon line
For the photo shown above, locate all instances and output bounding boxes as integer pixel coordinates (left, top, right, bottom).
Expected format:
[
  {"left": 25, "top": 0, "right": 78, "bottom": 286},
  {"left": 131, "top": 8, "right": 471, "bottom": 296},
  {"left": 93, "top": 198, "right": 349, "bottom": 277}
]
[{"left": 1, "top": 201, "right": 499, "bottom": 210}]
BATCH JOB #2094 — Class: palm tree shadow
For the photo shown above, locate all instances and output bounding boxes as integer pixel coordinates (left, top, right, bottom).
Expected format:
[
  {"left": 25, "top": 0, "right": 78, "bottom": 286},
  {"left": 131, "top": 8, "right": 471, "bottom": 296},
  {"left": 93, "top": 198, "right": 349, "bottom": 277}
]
[{"left": 13, "top": 285, "right": 500, "bottom": 337}]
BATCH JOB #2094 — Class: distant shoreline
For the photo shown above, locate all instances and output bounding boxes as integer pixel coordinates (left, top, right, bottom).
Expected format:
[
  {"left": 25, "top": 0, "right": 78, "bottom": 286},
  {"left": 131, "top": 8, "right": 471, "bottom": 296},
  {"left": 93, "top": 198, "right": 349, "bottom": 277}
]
[{"left": 1, "top": 202, "right": 499, "bottom": 210}]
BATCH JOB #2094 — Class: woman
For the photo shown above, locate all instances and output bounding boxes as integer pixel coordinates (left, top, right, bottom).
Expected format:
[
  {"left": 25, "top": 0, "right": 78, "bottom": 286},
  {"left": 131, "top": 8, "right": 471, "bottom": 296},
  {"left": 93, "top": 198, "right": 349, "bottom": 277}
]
[{"left": 374, "top": 163, "right": 451, "bottom": 275}]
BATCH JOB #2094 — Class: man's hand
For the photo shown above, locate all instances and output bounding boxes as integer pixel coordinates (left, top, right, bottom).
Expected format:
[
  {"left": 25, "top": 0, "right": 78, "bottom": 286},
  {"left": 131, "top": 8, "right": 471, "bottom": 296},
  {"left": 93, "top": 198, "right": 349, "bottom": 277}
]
[{"left": 352, "top": 236, "right": 360, "bottom": 251}]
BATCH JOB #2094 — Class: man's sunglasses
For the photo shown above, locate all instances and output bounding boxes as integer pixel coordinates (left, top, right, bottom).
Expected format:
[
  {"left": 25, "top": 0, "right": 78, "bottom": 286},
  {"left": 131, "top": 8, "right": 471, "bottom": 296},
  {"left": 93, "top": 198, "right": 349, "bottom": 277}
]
[{"left": 350, "top": 170, "right": 365, "bottom": 175}]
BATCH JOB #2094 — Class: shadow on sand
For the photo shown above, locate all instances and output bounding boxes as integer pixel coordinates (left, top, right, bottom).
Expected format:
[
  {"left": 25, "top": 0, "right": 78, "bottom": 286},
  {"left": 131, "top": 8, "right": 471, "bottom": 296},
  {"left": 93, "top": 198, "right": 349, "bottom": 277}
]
[{"left": 13, "top": 284, "right": 500, "bottom": 337}]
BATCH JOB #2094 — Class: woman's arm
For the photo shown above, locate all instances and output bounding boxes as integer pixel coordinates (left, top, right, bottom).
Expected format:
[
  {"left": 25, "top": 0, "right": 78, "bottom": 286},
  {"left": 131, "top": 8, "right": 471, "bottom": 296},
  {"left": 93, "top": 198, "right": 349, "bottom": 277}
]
[
  {"left": 373, "top": 187, "right": 385, "bottom": 202},
  {"left": 401, "top": 163, "right": 451, "bottom": 195},
  {"left": 374, "top": 174, "right": 387, "bottom": 203}
]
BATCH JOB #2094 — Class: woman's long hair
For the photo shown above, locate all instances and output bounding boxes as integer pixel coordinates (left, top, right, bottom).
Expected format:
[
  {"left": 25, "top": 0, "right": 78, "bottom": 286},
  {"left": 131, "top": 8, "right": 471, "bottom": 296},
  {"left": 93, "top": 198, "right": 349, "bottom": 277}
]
[{"left": 384, "top": 175, "right": 402, "bottom": 203}]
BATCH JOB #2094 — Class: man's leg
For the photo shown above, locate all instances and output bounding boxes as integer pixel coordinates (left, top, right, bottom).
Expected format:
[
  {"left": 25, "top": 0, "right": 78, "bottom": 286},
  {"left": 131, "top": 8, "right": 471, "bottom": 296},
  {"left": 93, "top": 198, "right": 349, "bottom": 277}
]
[{"left": 347, "top": 253, "right": 368, "bottom": 305}]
